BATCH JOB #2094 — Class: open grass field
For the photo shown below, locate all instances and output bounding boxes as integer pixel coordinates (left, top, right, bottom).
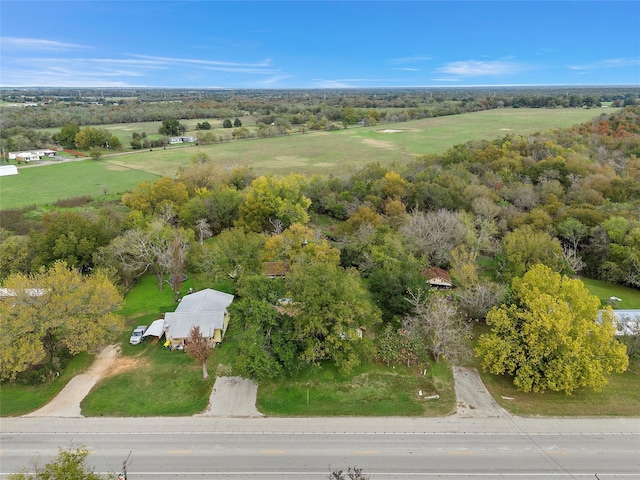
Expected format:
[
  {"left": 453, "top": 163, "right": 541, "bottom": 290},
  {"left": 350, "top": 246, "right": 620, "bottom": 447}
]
[
  {"left": 1, "top": 107, "right": 611, "bottom": 209},
  {"left": 0, "top": 157, "right": 158, "bottom": 209}
]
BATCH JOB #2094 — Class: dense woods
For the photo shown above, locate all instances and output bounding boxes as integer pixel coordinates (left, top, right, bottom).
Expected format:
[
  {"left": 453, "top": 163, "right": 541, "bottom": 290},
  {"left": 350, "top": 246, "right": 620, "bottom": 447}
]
[{"left": 1, "top": 91, "right": 639, "bottom": 392}]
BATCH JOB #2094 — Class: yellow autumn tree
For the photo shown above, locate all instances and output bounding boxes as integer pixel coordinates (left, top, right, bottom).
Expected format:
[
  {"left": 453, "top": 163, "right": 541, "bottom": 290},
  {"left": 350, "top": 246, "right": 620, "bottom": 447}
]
[
  {"left": 475, "top": 264, "right": 628, "bottom": 394},
  {"left": 0, "top": 261, "right": 124, "bottom": 381},
  {"left": 236, "top": 174, "right": 311, "bottom": 233}
]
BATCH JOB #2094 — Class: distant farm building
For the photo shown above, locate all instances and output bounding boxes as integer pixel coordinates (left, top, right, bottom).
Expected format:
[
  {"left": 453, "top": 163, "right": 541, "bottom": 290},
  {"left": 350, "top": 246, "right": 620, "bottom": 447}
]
[
  {"left": 8, "top": 149, "right": 56, "bottom": 162},
  {"left": 169, "top": 136, "right": 197, "bottom": 144}
]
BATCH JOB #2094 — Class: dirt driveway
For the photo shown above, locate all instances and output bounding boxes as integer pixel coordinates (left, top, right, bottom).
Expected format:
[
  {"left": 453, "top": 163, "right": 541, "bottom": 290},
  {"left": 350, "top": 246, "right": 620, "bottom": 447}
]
[
  {"left": 23, "top": 346, "right": 504, "bottom": 418},
  {"left": 25, "top": 345, "right": 121, "bottom": 417}
]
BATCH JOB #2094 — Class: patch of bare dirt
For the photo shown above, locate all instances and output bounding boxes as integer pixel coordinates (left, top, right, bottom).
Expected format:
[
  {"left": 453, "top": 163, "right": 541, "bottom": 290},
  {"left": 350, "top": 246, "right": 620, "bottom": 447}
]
[
  {"left": 104, "top": 355, "right": 149, "bottom": 378},
  {"left": 362, "top": 138, "right": 394, "bottom": 149}
]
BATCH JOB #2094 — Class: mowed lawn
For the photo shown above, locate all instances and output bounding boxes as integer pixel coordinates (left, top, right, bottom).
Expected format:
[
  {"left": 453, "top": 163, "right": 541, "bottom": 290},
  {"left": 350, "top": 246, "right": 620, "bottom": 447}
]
[{"left": 1, "top": 108, "right": 610, "bottom": 209}]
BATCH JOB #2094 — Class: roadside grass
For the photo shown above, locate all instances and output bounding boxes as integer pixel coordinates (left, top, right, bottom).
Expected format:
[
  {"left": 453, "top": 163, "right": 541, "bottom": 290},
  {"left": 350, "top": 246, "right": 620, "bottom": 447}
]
[
  {"left": 480, "top": 364, "right": 640, "bottom": 417},
  {"left": 0, "top": 353, "right": 94, "bottom": 416},
  {"left": 579, "top": 277, "right": 640, "bottom": 309},
  {"left": 471, "top": 323, "right": 640, "bottom": 417},
  {"left": 257, "top": 360, "right": 455, "bottom": 417},
  {"left": 1, "top": 108, "right": 608, "bottom": 210},
  {"left": 80, "top": 340, "right": 213, "bottom": 416}
]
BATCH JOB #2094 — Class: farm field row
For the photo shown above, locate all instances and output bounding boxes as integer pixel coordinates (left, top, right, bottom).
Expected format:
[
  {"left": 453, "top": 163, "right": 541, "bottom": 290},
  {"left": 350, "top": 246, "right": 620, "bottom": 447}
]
[{"left": 0, "top": 107, "right": 611, "bottom": 209}]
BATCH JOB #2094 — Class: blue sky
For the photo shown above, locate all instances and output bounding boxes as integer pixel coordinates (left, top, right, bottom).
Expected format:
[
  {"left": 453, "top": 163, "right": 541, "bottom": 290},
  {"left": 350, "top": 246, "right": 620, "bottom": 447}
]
[{"left": 1, "top": 1, "right": 639, "bottom": 89}]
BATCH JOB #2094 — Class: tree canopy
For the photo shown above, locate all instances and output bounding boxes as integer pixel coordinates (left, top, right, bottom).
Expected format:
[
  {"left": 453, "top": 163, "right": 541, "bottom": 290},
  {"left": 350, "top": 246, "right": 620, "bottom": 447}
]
[
  {"left": 0, "top": 261, "right": 124, "bottom": 381},
  {"left": 476, "top": 264, "right": 628, "bottom": 394},
  {"left": 236, "top": 174, "right": 311, "bottom": 233}
]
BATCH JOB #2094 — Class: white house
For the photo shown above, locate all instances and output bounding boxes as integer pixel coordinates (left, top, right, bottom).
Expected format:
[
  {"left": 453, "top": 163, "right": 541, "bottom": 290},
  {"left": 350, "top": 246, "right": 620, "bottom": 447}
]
[
  {"left": 163, "top": 288, "right": 234, "bottom": 348},
  {"left": 169, "top": 136, "right": 197, "bottom": 144}
]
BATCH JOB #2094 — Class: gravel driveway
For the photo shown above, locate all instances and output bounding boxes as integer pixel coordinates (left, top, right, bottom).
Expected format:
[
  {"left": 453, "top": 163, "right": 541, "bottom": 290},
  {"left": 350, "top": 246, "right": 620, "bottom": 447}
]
[{"left": 452, "top": 366, "right": 511, "bottom": 418}]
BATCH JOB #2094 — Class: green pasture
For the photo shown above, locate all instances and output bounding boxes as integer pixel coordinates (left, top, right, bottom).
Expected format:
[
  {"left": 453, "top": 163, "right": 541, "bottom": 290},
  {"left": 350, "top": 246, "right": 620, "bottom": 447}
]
[
  {"left": 1, "top": 108, "right": 610, "bottom": 210},
  {"left": 0, "top": 158, "right": 158, "bottom": 209},
  {"left": 107, "top": 107, "right": 611, "bottom": 177}
]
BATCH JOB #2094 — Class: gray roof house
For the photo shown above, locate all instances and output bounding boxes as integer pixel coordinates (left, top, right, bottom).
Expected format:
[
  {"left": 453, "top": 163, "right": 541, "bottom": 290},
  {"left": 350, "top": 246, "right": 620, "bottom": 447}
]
[{"left": 163, "top": 288, "right": 234, "bottom": 347}]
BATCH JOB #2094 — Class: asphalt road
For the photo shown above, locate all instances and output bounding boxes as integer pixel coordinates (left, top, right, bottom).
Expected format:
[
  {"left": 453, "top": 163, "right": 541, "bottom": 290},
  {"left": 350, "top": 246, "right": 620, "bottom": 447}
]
[{"left": 2, "top": 417, "right": 639, "bottom": 479}]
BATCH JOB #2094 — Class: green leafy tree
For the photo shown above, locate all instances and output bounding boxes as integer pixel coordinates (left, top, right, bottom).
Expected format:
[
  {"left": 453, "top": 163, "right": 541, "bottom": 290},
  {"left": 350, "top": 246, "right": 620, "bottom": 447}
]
[
  {"left": 222, "top": 118, "right": 232, "bottom": 128},
  {"left": 0, "top": 261, "right": 124, "bottom": 380},
  {"left": 179, "top": 186, "right": 243, "bottom": 235},
  {"left": 201, "top": 228, "right": 265, "bottom": 283},
  {"left": 196, "top": 121, "right": 211, "bottom": 130},
  {"left": 9, "top": 445, "right": 106, "bottom": 480},
  {"left": 476, "top": 264, "right": 628, "bottom": 394},
  {"left": 159, "top": 119, "right": 183, "bottom": 136},
  {"left": 74, "top": 127, "right": 109, "bottom": 150},
  {"left": 342, "top": 106, "right": 359, "bottom": 128},
  {"left": 54, "top": 122, "right": 80, "bottom": 148},
  {"left": 236, "top": 175, "right": 311, "bottom": 233},
  {"left": 600, "top": 216, "right": 640, "bottom": 287},
  {"left": 502, "top": 225, "right": 567, "bottom": 280},
  {"left": 30, "top": 211, "right": 112, "bottom": 270},
  {"left": 233, "top": 118, "right": 242, "bottom": 127},
  {"left": 107, "top": 134, "right": 122, "bottom": 150},
  {"left": 286, "top": 262, "right": 381, "bottom": 373}
]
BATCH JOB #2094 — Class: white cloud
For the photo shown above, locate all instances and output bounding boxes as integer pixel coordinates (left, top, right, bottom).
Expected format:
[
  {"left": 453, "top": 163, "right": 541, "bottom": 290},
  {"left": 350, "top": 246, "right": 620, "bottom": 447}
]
[
  {"left": 1, "top": 37, "right": 89, "bottom": 51},
  {"left": 437, "top": 60, "right": 521, "bottom": 76},
  {"left": 568, "top": 57, "right": 640, "bottom": 71},
  {"left": 130, "top": 54, "right": 272, "bottom": 69}
]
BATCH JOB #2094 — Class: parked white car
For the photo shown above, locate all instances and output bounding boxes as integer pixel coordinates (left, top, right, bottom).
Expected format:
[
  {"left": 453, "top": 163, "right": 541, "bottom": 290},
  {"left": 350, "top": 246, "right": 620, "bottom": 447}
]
[{"left": 129, "top": 325, "right": 147, "bottom": 345}]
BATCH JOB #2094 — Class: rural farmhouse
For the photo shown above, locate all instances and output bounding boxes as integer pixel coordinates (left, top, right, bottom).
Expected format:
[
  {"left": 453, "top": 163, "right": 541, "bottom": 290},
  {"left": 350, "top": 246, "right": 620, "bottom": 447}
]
[{"left": 162, "top": 288, "right": 234, "bottom": 349}]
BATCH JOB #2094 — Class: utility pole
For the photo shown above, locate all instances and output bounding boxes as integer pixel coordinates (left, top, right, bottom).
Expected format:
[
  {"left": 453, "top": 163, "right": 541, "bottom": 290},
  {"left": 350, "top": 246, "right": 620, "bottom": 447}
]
[{"left": 118, "top": 451, "right": 131, "bottom": 480}]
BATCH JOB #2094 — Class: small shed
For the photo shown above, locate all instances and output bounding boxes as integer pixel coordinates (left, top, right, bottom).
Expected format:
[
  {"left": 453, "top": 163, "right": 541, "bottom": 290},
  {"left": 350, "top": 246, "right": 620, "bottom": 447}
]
[
  {"left": 0, "top": 165, "right": 18, "bottom": 177},
  {"left": 422, "top": 267, "right": 453, "bottom": 289},
  {"left": 163, "top": 288, "right": 234, "bottom": 348}
]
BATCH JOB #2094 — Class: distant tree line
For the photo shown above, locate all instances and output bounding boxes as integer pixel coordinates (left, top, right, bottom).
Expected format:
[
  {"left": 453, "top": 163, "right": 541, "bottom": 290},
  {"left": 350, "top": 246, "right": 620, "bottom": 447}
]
[{"left": 1, "top": 87, "right": 637, "bottom": 130}]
